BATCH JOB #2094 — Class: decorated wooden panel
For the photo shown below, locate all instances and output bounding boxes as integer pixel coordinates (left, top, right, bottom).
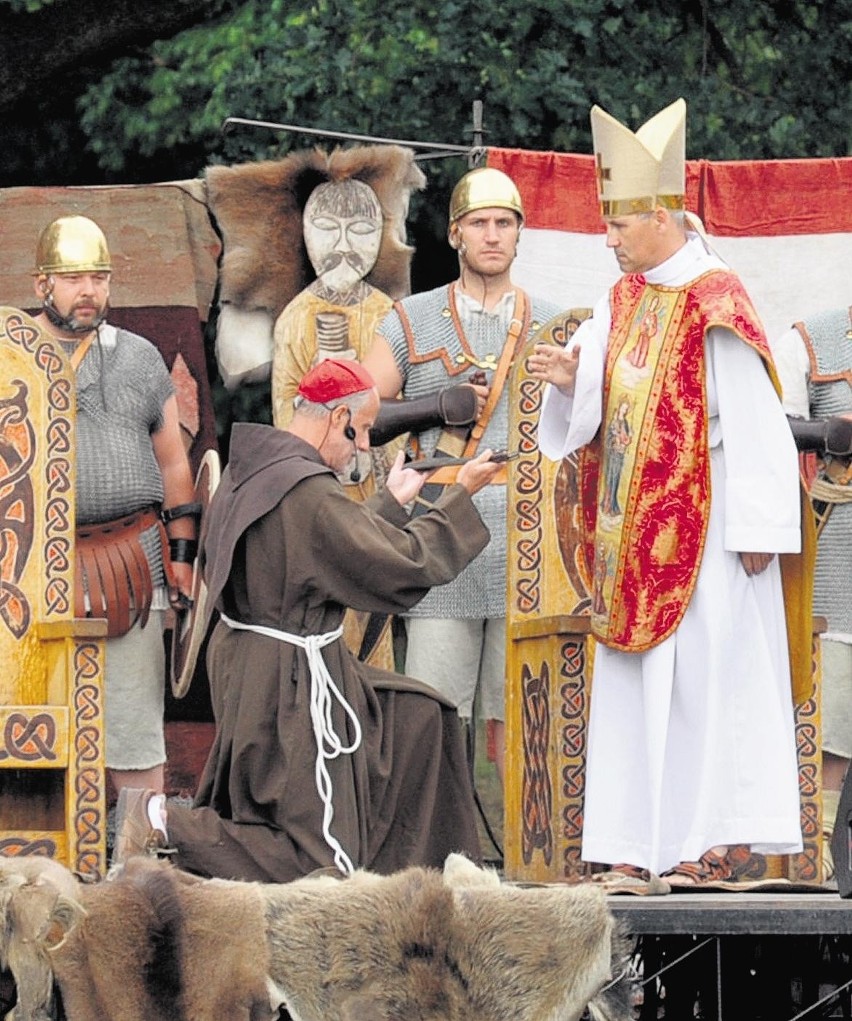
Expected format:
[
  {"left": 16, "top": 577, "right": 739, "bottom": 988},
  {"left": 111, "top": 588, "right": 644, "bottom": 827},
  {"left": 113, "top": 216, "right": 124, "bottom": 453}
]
[{"left": 0, "top": 308, "right": 106, "bottom": 879}]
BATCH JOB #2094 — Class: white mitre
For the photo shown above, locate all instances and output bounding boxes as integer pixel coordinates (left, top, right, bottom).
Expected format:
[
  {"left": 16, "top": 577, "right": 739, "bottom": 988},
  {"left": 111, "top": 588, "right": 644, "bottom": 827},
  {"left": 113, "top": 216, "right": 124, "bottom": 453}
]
[{"left": 590, "top": 97, "right": 686, "bottom": 216}]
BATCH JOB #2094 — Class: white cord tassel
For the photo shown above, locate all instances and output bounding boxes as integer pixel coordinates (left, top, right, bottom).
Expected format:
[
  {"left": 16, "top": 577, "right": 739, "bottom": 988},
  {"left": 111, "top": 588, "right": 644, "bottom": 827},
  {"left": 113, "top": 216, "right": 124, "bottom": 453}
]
[{"left": 219, "top": 615, "right": 361, "bottom": 874}]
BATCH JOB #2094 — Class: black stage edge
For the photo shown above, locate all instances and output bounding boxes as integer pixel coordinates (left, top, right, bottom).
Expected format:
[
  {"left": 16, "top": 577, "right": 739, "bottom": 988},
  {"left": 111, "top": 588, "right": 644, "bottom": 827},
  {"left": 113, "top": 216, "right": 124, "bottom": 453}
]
[
  {"left": 605, "top": 892, "right": 852, "bottom": 1020},
  {"left": 610, "top": 889, "right": 852, "bottom": 935}
]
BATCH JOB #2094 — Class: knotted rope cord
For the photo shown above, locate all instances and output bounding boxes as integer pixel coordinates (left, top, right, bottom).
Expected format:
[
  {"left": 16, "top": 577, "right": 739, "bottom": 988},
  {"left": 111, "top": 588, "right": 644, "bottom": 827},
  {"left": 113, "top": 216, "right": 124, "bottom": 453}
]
[
  {"left": 219, "top": 614, "right": 361, "bottom": 874},
  {"left": 809, "top": 475, "right": 852, "bottom": 539},
  {"left": 810, "top": 476, "right": 852, "bottom": 504}
]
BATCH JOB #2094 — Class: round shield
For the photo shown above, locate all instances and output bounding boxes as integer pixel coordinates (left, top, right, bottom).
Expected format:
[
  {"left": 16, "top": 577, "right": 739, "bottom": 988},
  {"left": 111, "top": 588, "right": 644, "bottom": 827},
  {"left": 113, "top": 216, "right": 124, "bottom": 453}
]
[{"left": 169, "top": 448, "right": 221, "bottom": 698}]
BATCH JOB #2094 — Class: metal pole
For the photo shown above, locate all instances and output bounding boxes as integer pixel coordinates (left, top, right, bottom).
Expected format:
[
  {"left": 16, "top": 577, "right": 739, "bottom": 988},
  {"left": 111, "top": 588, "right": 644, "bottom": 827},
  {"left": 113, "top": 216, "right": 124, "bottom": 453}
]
[
  {"left": 221, "top": 116, "right": 473, "bottom": 158},
  {"left": 468, "top": 101, "right": 487, "bottom": 168}
]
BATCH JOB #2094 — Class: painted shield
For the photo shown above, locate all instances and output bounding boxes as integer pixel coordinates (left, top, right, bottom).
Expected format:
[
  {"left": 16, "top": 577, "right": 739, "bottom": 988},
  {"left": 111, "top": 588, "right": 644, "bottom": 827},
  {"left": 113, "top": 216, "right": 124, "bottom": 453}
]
[{"left": 169, "top": 447, "right": 221, "bottom": 698}]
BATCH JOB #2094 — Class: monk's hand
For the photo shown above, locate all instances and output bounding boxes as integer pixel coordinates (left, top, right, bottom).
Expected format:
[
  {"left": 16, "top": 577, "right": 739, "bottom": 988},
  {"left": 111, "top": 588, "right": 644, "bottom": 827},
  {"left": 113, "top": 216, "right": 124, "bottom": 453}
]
[
  {"left": 386, "top": 450, "right": 426, "bottom": 506},
  {"left": 456, "top": 448, "right": 503, "bottom": 496},
  {"left": 527, "top": 342, "right": 580, "bottom": 396},
  {"left": 740, "top": 552, "right": 775, "bottom": 576}
]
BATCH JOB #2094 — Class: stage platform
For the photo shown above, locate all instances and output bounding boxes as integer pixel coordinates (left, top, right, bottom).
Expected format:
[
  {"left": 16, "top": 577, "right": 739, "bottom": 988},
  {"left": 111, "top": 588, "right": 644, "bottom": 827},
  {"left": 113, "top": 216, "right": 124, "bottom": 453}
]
[
  {"left": 608, "top": 890, "right": 852, "bottom": 1020},
  {"left": 611, "top": 888, "right": 852, "bottom": 935}
]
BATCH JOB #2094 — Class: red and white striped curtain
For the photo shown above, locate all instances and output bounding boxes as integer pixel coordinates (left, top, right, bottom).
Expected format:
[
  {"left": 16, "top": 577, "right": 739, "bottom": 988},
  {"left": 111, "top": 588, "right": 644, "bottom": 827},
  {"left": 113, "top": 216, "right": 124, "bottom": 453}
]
[{"left": 487, "top": 147, "right": 852, "bottom": 344}]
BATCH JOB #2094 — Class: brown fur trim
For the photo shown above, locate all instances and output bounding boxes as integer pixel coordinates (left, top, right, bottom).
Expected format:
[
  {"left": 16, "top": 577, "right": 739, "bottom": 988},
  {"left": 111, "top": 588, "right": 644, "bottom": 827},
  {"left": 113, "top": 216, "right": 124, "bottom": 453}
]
[{"left": 206, "top": 145, "right": 426, "bottom": 318}]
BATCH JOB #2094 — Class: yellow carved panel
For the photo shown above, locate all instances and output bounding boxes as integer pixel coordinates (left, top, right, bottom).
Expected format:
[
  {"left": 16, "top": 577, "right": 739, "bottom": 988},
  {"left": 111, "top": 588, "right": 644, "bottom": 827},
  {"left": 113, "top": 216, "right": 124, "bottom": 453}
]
[{"left": 0, "top": 308, "right": 107, "bottom": 878}]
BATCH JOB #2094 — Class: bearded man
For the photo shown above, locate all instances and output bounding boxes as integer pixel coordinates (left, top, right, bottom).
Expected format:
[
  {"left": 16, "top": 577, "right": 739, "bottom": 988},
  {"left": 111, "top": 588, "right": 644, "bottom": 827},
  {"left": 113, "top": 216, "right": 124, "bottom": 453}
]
[{"left": 30, "top": 215, "right": 196, "bottom": 799}]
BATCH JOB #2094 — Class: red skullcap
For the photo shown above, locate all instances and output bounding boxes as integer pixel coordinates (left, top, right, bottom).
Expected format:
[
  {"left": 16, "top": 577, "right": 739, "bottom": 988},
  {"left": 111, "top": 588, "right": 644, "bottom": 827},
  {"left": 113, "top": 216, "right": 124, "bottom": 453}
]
[{"left": 297, "top": 358, "right": 376, "bottom": 403}]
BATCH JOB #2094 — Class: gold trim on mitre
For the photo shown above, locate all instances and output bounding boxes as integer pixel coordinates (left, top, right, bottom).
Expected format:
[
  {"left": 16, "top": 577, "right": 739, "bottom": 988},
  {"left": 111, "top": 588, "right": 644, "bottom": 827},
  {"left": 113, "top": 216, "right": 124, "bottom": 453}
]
[{"left": 591, "top": 98, "right": 686, "bottom": 216}]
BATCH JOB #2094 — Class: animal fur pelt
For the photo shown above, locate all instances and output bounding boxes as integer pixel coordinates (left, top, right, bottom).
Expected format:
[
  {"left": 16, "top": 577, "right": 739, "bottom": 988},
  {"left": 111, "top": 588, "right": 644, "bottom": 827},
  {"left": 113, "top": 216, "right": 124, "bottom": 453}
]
[
  {"left": 0, "top": 853, "right": 634, "bottom": 1021},
  {"left": 262, "top": 852, "right": 635, "bottom": 1021},
  {"left": 0, "top": 854, "right": 276, "bottom": 1021},
  {"left": 206, "top": 144, "right": 426, "bottom": 318}
]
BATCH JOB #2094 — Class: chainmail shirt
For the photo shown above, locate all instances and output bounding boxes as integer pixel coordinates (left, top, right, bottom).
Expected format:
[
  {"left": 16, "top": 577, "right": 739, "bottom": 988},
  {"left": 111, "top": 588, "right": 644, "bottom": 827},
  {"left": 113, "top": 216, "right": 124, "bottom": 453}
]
[
  {"left": 799, "top": 308, "right": 852, "bottom": 638},
  {"left": 378, "top": 284, "right": 561, "bottom": 618},
  {"left": 73, "top": 324, "right": 174, "bottom": 587}
]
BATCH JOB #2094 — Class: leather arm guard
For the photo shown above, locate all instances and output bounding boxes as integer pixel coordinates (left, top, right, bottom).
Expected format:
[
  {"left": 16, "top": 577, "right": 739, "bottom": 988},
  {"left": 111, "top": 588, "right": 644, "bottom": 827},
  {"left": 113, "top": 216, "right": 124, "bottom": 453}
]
[
  {"left": 369, "top": 385, "right": 478, "bottom": 447},
  {"left": 787, "top": 415, "right": 852, "bottom": 457}
]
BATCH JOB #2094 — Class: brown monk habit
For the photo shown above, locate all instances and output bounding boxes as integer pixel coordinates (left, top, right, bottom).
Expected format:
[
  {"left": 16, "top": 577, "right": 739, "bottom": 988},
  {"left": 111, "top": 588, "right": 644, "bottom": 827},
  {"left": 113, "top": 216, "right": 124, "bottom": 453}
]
[{"left": 166, "top": 423, "right": 486, "bottom": 882}]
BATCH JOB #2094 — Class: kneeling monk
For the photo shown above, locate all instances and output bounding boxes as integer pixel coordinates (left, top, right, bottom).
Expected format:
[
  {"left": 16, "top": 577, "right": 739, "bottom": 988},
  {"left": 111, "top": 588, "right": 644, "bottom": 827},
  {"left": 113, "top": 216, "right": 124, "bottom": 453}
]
[{"left": 114, "top": 358, "right": 501, "bottom": 881}]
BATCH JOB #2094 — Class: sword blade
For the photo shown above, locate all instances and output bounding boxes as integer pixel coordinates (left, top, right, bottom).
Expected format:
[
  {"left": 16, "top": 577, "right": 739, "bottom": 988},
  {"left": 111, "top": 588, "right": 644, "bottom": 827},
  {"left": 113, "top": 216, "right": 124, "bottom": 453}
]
[{"left": 405, "top": 450, "right": 519, "bottom": 472}]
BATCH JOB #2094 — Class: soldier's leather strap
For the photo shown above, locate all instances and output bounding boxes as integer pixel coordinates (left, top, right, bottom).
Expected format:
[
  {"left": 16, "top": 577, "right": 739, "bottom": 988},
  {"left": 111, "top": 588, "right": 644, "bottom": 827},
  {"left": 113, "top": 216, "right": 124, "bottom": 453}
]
[
  {"left": 68, "top": 335, "right": 94, "bottom": 371},
  {"left": 75, "top": 506, "right": 164, "bottom": 638},
  {"left": 463, "top": 289, "right": 527, "bottom": 457},
  {"left": 417, "top": 290, "right": 527, "bottom": 488}
]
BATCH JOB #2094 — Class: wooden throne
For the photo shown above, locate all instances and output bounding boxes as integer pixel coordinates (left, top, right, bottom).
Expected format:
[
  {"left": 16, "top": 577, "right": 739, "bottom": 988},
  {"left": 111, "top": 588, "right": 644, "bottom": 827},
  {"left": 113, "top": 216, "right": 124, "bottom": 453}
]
[{"left": 0, "top": 307, "right": 107, "bottom": 879}]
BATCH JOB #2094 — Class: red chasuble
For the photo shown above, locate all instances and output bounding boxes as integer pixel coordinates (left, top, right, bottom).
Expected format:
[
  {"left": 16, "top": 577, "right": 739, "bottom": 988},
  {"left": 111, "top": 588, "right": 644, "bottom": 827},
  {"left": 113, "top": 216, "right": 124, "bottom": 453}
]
[{"left": 580, "top": 269, "right": 777, "bottom": 653}]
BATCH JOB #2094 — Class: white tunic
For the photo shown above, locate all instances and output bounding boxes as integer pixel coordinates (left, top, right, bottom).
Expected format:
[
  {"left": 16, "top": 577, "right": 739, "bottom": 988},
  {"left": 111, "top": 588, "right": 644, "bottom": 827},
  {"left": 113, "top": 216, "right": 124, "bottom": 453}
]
[{"left": 538, "top": 237, "right": 803, "bottom": 873}]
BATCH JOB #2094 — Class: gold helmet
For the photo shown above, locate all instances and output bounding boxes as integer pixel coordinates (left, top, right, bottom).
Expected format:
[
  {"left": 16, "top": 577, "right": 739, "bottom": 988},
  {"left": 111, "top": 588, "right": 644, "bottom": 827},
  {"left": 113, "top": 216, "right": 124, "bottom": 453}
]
[
  {"left": 34, "top": 215, "right": 111, "bottom": 276},
  {"left": 449, "top": 167, "right": 524, "bottom": 225}
]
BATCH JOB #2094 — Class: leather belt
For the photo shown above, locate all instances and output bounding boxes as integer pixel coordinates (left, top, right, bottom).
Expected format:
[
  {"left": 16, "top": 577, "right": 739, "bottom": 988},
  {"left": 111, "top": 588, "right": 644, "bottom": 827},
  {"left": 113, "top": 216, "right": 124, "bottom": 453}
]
[{"left": 75, "top": 506, "right": 164, "bottom": 638}]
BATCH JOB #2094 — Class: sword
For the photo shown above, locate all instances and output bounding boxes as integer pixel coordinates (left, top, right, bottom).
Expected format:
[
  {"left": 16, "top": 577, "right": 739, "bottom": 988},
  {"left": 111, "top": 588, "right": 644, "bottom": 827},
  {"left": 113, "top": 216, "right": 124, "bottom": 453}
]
[{"left": 405, "top": 450, "right": 519, "bottom": 472}]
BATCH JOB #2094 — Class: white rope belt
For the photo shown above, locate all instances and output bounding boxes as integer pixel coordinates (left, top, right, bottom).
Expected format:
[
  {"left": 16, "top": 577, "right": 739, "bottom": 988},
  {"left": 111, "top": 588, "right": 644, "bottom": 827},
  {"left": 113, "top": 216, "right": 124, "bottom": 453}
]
[{"left": 219, "top": 613, "right": 361, "bottom": 875}]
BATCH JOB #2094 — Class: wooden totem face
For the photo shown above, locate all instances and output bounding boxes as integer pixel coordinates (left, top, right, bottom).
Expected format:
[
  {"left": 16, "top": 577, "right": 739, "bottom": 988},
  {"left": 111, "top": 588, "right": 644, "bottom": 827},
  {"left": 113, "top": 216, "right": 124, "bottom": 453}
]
[{"left": 303, "top": 179, "right": 383, "bottom": 297}]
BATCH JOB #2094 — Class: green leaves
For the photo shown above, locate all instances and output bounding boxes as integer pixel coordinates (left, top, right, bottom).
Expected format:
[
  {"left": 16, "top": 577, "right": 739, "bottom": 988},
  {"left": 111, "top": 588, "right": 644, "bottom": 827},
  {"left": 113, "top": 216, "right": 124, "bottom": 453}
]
[{"left": 57, "top": 0, "right": 847, "bottom": 181}]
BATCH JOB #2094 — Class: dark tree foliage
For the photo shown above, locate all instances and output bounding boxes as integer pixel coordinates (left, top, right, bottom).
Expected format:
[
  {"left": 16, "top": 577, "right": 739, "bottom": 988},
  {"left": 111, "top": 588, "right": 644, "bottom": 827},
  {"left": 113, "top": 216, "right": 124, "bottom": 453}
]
[{"left": 2, "top": 0, "right": 848, "bottom": 186}]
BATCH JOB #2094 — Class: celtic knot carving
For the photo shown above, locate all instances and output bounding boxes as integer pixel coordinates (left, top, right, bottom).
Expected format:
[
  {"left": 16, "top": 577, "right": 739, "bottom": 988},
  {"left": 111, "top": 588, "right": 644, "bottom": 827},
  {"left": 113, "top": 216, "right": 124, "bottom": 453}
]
[
  {"left": 0, "top": 837, "right": 57, "bottom": 856},
  {"left": 798, "top": 760, "right": 819, "bottom": 799},
  {"left": 0, "top": 712, "right": 58, "bottom": 761},
  {"left": 521, "top": 661, "right": 553, "bottom": 866},
  {"left": 45, "top": 536, "right": 71, "bottom": 571},
  {"left": 1, "top": 310, "right": 76, "bottom": 623},
  {"left": 75, "top": 851, "right": 104, "bottom": 880},
  {"left": 515, "top": 493, "right": 542, "bottom": 535},
  {"left": 35, "top": 341, "right": 64, "bottom": 378},
  {"left": 561, "top": 757, "right": 585, "bottom": 799},
  {"left": 514, "top": 578, "right": 541, "bottom": 616},
  {"left": 44, "top": 577, "right": 71, "bottom": 616},
  {"left": 561, "top": 800, "right": 584, "bottom": 846},
  {"left": 5, "top": 312, "right": 40, "bottom": 353},
  {"left": 796, "top": 720, "right": 818, "bottom": 759},
  {"left": 46, "top": 377, "right": 73, "bottom": 416},
  {"left": 514, "top": 457, "right": 541, "bottom": 496},
  {"left": 45, "top": 495, "right": 72, "bottom": 535},
  {"left": 559, "top": 640, "right": 586, "bottom": 682},
  {"left": 75, "top": 724, "right": 102, "bottom": 764},
  {"left": 517, "top": 375, "right": 543, "bottom": 417},
  {"left": 75, "top": 766, "right": 104, "bottom": 806},
  {"left": 75, "top": 642, "right": 101, "bottom": 680},
  {"left": 799, "top": 793, "right": 819, "bottom": 837},
  {"left": 75, "top": 804, "right": 103, "bottom": 847},
  {"left": 515, "top": 536, "right": 541, "bottom": 572},
  {"left": 796, "top": 695, "right": 816, "bottom": 721},
  {"left": 0, "top": 380, "right": 36, "bottom": 639}
]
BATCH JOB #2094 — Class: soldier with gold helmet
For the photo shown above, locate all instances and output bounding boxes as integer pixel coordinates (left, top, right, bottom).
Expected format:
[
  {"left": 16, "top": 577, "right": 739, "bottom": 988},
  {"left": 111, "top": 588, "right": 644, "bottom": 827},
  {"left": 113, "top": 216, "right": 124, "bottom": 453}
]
[
  {"left": 364, "top": 166, "right": 563, "bottom": 785},
  {"left": 31, "top": 214, "right": 196, "bottom": 803}
]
